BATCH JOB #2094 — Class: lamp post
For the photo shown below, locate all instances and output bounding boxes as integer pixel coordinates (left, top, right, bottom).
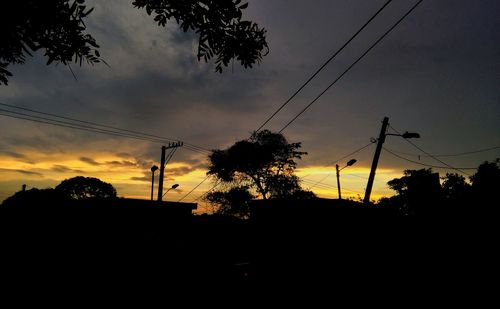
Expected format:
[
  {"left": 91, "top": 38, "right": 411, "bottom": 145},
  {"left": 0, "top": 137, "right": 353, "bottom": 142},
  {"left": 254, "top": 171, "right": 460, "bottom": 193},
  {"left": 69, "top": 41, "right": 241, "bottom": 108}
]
[
  {"left": 162, "top": 183, "right": 179, "bottom": 200},
  {"left": 363, "top": 117, "right": 420, "bottom": 204},
  {"left": 150, "top": 165, "right": 158, "bottom": 201},
  {"left": 336, "top": 159, "right": 357, "bottom": 200}
]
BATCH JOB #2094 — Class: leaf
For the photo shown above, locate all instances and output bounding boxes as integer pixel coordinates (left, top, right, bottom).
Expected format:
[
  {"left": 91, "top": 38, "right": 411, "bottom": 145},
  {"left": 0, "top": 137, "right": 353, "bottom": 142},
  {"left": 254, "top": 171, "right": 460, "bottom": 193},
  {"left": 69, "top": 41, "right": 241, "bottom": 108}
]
[{"left": 239, "top": 3, "right": 248, "bottom": 9}]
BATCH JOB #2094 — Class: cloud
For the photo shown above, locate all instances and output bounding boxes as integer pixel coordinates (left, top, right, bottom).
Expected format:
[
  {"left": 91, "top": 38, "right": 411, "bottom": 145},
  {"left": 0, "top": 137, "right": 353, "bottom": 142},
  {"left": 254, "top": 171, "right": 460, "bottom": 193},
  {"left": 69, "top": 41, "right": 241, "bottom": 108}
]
[
  {"left": 0, "top": 150, "right": 26, "bottom": 158},
  {"left": 169, "top": 165, "right": 205, "bottom": 177},
  {"left": 0, "top": 168, "right": 44, "bottom": 177},
  {"left": 1, "top": 0, "right": 498, "bottom": 203},
  {"left": 51, "top": 165, "right": 84, "bottom": 173},
  {"left": 130, "top": 176, "right": 150, "bottom": 182},
  {"left": 130, "top": 172, "right": 173, "bottom": 183},
  {"left": 105, "top": 160, "right": 137, "bottom": 167},
  {"left": 80, "top": 157, "right": 101, "bottom": 166}
]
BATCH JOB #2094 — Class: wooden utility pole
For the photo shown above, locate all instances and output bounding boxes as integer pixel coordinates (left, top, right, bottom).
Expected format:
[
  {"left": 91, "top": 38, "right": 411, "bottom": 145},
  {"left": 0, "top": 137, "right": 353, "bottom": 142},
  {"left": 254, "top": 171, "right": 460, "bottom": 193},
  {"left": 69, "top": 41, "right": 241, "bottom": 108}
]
[
  {"left": 157, "top": 142, "right": 183, "bottom": 202},
  {"left": 364, "top": 117, "right": 389, "bottom": 204},
  {"left": 336, "top": 164, "right": 342, "bottom": 200}
]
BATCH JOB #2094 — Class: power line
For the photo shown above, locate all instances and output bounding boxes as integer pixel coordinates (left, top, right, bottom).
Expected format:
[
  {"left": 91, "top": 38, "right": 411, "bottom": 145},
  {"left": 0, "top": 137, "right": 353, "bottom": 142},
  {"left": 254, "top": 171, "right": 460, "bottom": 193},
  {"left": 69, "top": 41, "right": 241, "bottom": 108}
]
[
  {"left": 0, "top": 108, "right": 210, "bottom": 156},
  {"left": 279, "top": 0, "right": 424, "bottom": 133},
  {"left": 0, "top": 111, "right": 165, "bottom": 144},
  {"left": 0, "top": 102, "right": 211, "bottom": 153},
  {"left": 164, "top": 147, "right": 177, "bottom": 167},
  {"left": 344, "top": 173, "right": 368, "bottom": 180},
  {"left": 388, "top": 124, "right": 473, "bottom": 176},
  {"left": 255, "top": 0, "right": 393, "bottom": 132},
  {"left": 327, "top": 142, "right": 375, "bottom": 166},
  {"left": 302, "top": 178, "right": 363, "bottom": 195},
  {"left": 0, "top": 110, "right": 205, "bottom": 155},
  {"left": 192, "top": 179, "right": 222, "bottom": 202},
  {"left": 384, "top": 145, "right": 500, "bottom": 158},
  {"left": 177, "top": 175, "right": 211, "bottom": 202},
  {"left": 0, "top": 103, "right": 214, "bottom": 203},
  {"left": 301, "top": 141, "right": 375, "bottom": 190},
  {"left": 383, "top": 147, "right": 476, "bottom": 170},
  {"left": 179, "top": 0, "right": 408, "bottom": 203}
]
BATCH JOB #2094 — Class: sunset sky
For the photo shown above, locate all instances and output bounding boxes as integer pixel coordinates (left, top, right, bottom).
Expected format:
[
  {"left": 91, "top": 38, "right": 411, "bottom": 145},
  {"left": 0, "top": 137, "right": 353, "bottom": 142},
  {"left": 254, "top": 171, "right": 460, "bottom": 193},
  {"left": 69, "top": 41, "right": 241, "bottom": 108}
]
[{"left": 1, "top": 0, "right": 499, "bottom": 212}]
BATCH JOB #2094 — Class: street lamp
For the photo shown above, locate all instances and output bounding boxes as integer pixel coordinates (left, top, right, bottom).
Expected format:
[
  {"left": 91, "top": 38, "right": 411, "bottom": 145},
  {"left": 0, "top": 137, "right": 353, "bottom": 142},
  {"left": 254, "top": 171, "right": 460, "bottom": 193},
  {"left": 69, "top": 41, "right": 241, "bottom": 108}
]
[
  {"left": 162, "top": 183, "right": 180, "bottom": 199},
  {"left": 150, "top": 165, "right": 159, "bottom": 201},
  {"left": 386, "top": 131, "right": 420, "bottom": 139},
  {"left": 364, "top": 117, "right": 420, "bottom": 204},
  {"left": 336, "top": 159, "right": 357, "bottom": 200}
]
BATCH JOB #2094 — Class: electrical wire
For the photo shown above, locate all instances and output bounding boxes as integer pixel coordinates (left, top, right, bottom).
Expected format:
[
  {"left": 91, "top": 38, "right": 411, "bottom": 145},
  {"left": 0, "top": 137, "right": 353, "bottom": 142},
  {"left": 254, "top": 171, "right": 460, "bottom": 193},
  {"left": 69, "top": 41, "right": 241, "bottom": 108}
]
[
  {"left": 0, "top": 102, "right": 211, "bottom": 153},
  {"left": 300, "top": 141, "right": 375, "bottom": 190},
  {"left": 383, "top": 147, "right": 476, "bottom": 170},
  {"left": 278, "top": 0, "right": 424, "bottom": 133},
  {"left": 0, "top": 109, "right": 210, "bottom": 156},
  {"left": 177, "top": 175, "right": 211, "bottom": 202},
  {"left": 173, "top": 0, "right": 414, "bottom": 202},
  {"left": 255, "top": 0, "right": 393, "bottom": 132},
  {"left": 384, "top": 145, "right": 500, "bottom": 158},
  {"left": 388, "top": 124, "right": 473, "bottom": 175}
]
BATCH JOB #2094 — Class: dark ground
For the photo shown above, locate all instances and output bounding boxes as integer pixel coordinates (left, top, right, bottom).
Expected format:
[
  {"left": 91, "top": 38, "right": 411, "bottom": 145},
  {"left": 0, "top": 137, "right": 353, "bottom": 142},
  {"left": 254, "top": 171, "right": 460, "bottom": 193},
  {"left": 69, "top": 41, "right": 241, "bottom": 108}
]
[{"left": 0, "top": 199, "right": 496, "bottom": 304}]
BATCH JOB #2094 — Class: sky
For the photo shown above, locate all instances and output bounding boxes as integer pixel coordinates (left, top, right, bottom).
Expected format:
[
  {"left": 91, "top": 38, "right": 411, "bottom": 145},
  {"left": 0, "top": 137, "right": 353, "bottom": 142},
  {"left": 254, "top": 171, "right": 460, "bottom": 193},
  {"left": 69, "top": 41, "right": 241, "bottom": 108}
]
[{"left": 1, "top": 0, "right": 499, "bottom": 211}]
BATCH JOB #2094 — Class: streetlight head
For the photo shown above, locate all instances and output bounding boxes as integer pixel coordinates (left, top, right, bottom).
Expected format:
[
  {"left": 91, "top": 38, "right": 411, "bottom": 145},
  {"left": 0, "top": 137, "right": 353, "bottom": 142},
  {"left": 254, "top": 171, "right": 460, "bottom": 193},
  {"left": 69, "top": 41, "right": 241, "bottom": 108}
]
[
  {"left": 171, "top": 184, "right": 179, "bottom": 189},
  {"left": 346, "top": 159, "right": 357, "bottom": 167},
  {"left": 402, "top": 131, "right": 420, "bottom": 139},
  {"left": 151, "top": 165, "right": 159, "bottom": 172}
]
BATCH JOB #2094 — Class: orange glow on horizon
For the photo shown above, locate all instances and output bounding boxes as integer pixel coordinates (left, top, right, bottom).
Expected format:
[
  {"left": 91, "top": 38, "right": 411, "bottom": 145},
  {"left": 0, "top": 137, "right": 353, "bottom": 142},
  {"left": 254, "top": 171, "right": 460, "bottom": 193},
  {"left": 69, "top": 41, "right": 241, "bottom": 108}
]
[{"left": 1, "top": 152, "right": 401, "bottom": 210}]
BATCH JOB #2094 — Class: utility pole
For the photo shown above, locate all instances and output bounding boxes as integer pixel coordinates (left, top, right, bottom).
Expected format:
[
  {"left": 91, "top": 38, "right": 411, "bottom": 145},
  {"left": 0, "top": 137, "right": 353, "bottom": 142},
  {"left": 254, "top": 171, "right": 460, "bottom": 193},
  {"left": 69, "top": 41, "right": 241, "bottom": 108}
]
[
  {"left": 157, "top": 146, "right": 166, "bottom": 202},
  {"left": 157, "top": 141, "right": 183, "bottom": 202},
  {"left": 336, "top": 164, "right": 342, "bottom": 200},
  {"left": 364, "top": 117, "right": 389, "bottom": 204}
]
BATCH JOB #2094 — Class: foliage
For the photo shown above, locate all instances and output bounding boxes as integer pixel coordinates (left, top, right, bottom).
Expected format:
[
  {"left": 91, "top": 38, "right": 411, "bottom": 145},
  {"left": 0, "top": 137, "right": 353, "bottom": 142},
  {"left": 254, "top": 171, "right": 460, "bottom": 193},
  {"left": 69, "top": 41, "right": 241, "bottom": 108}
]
[
  {"left": 0, "top": 0, "right": 101, "bottom": 85},
  {"left": 205, "top": 186, "right": 253, "bottom": 218},
  {"left": 470, "top": 159, "right": 500, "bottom": 198},
  {"left": 1, "top": 188, "right": 62, "bottom": 208},
  {"left": 386, "top": 168, "right": 442, "bottom": 215},
  {"left": 207, "top": 130, "right": 312, "bottom": 200},
  {"left": 383, "top": 159, "right": 500, "bottom": 216},
  {"left": 55, "top": 176, "right": 117, "bottom": 200},
  {"left": 1, "top": 0, "right": 268, "bottom": 85},
  {"left": 441, "top": 173, "right": 471, "bottom": 201},
  {"left": 133, "top": 0, "right": 269, "bottom": 73}
]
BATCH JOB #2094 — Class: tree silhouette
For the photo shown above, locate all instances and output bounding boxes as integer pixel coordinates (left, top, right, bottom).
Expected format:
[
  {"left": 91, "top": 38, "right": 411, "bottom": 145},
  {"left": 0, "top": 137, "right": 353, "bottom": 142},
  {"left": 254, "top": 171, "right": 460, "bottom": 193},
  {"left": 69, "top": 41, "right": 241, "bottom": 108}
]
[
  {"left": 442, "top": 173, "right": 471, "bottom": 202},
  {"left": 470, "top": 159, "right": 500, "bottom": 208},
  {"left": 1, "top": 0, "right": 268, "bottom": 85},
  {"left": 55, "top": 176, "right": 117, "bottom": 200},
  {"left": 387, "top": 168, "right": 442, "bottom": 216},
  {"left": 207, "top": 130, "right": 314, "bottom": 201},
  {"left": 1, "top": 0, "right": 101, "bottom": 85},
  {"left": 205, "top": 185, "right": 253, "bottom": 218}
]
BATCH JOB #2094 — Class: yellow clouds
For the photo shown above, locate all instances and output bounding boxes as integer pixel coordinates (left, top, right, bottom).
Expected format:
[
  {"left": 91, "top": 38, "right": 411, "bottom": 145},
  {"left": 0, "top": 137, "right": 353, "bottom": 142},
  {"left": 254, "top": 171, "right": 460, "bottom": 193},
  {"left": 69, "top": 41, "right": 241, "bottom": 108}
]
[
  {"left": 0, "top": 148, "right": 210, "bottom": 204},
  {"left": 1, "top": 149, "right": 403, "bottom": 208}
]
